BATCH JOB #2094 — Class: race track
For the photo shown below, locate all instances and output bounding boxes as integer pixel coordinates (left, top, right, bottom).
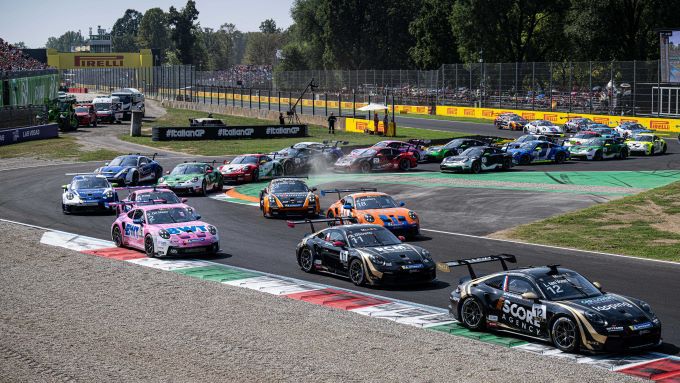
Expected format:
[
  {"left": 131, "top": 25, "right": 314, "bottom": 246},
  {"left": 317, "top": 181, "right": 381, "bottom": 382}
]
[{"left": 1, "top": 115, "right": 679, "bottom": 354}]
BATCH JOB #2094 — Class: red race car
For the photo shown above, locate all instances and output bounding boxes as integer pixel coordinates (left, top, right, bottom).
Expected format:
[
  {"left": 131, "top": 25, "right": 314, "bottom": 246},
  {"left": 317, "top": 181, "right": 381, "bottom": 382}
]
[
  {"left": 75, "top": 104, "right": 97, "bottom": 127},
  {"left": 333, "top": 147, "right": 417, "bottom": 173},
  {"left": 217, "top": 154, "right": 283, "bottom": 183}
]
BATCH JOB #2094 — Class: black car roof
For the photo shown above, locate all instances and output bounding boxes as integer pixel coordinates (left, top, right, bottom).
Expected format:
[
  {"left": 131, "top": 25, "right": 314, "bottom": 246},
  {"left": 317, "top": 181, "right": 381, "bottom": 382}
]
[
  {"left": 493, "top": 266, "right": 576, "bottom": 278},
  {"left": 325, "top": 223, "right": 384, "bottom": 232}
]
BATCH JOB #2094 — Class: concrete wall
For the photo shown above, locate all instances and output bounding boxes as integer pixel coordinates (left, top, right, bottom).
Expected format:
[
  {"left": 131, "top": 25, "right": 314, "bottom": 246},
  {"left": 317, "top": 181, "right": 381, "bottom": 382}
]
[{"left": 158, "top": 99, "right": 345, "bottom": 131}]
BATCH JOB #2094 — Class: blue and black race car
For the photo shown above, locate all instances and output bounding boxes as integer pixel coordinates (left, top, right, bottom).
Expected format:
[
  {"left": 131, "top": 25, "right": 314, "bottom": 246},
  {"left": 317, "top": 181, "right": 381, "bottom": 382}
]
[
  {"left": 61, "top": 173, "right": 118, "bottom": 214},
  {"left": 94, "top": 153, "right": 163, "bottom": 186},
  {"left": 442, "top": 255, "right": 662, "bottom": 353},
  {"left": 506, "top": 140, "right": 570, "bottom": 165}
]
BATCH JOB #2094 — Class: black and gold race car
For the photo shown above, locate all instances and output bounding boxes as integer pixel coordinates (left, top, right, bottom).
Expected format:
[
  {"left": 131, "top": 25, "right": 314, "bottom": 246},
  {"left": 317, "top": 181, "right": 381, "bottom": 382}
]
[
  {"left": 289, "top": 218, "right": 436, "bottom": 286},
  {"left": 442, "top": 255, "right": 661, "bottom": 353}
]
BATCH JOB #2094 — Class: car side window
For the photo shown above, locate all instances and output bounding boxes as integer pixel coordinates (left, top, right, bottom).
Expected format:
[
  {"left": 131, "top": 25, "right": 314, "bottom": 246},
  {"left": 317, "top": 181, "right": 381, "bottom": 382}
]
[
  {"left": 129, "top": 193, "right": 136, "bottom": 201},
  {"left": 484, "top": 276, "right": 505, "bottom": 290},
  {"left": 127, "top": 210, "right": 135, "bottom": 219},
  {"left": 507, "top": 276, "right": 537, "bottom": 295},
  {"left": 344, "top": 196, "right": 354, "bottom": 207},
  {"left": 132, "top": 210, "right": 144, "bottom": 221},
  {"left": 139, "top": 157, "right": 148, "bottom": 165},
  {"left": 325, "top": 230, "right": 345, "bottom": 243}
]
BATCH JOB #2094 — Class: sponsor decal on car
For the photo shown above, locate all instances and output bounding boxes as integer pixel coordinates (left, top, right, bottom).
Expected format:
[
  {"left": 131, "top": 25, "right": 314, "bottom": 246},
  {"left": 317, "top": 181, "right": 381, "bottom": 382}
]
[
  {"left": 165, "top": 225, "right": 208, "bottom": 235},
  {"left": 501, "top": 300, "right": 543, "bottom": 335},
  {"left": 631, "top": 322, "right": 653, "bottom": 331}
]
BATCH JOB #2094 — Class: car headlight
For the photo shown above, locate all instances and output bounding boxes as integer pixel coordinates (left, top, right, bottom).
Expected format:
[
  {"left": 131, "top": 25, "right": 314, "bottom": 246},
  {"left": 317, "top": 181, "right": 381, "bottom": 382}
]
[
  {"left": 420, "top": 249, "right": 432, "bottom": 260},
  {"left": 363, "top": 214, "right": 375, "bottom": 223},
  {"left": 408, "top": 211, "right": 417, "bottom": 220},
  {"left": 159, "top": 229, "right": 170, "bottom": 239},
  {"left": 308, "top": 194, "right": 316, "bottom": 203},
  {"left": 191, "top": 177, "right": 199, "bottom": 182},
  {"left": 66, "top": 192, "right": 75, "bottom": 200},
  {"left": 369, "top": 254, "right": 386, "bottom": 266},
  {"left": 269, "top": 196, "right": 277, "bottom": 204},
  {"left": 584, "top": 311, "right": 608, "bottom": 327},
  {"left": 208, "top": 225, "right": 217, "bottom": 235},
  {"left": 639, "top": 301, "right": 656, "bottom": 317},
  {"left": 104, "top": 190, "right": 113, "bottom": 198},
  {"left": 158, "top": 177, "right": 165, "bottom": 183}
]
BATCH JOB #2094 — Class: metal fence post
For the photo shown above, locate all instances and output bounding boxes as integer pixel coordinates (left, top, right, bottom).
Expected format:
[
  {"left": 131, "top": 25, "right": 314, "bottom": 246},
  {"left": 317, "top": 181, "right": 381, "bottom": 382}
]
[
  {"left": 633, "top": 60, "right": 636, "bottom": 116},
  {"left": 549, "top": 62, "right": 553, "bottom": 111},
  {"left": 278, "top": 91, "right": 281, "bottom": 112},
  {"left": 249, "top": 88, "right": 252, "bottom": 109},
  {"left": 210, "top": 85, "right": 213, "bottom": 104},
  {"left": 657, "top": 59, "right": 661, "bottom": 116},
  {"left": 353, "top": 90, "right": 356, "bottom": 117},
  {"left": 232, "top": 87, "right": 235, "bottom": 107},
  {"left": 268, "top": 89, "right": 271, "bottom": 111},
  {"left": 569, "top": 62, "right": 573, "bottom": 113},
  {"left": 312, "top": 91, "right": 315, "bottom": 115},
  {"left": 498, "top": 63, "right": 502, "bottom": 108},
  {"left": 338, "top": 92, "right": 341, "bottom": 116},
  {"left": 240, "top": 88, "right": 244, "bottom": 108},
  {"left": 589, "top": 61, "right": 593, "bottom": 114},
  {"left": 531, "top": 62, "right": 535, "bottom": 110},
  {"left": 325, "top": 93, "right": 328, "bottom": 116}
]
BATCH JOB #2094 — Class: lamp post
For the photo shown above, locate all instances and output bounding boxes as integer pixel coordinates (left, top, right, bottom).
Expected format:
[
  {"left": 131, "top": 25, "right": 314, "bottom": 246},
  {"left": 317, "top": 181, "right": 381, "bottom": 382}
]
[{"left": 478, "top": 49, "right": 484, "bottom": 108}]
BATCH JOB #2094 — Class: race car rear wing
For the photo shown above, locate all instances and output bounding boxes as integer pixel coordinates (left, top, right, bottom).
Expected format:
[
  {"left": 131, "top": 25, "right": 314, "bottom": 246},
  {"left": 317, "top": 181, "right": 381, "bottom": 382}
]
[
  {"left": 436, "top": 254, "right": 517, "bottom": 279},
  {"left": 320, "top": 188, "right": 378, "bottom": 199},
  {"left": 287, "top": 217, "right": 358, "bottom": 233},
  {"left": 322, "top": 140, "right": 350, "bottom": 148},
  {"left": 127, "top": 152, "right": 159, "bottom": 160}
]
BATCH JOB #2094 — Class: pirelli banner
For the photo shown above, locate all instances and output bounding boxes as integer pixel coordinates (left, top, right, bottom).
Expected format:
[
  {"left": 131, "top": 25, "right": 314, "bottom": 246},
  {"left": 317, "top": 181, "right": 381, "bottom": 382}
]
[
  {"left": 151, "top": 125, "right": 308, "bottom": 141},
  {"left": 46, "top": 49, "right": 153, "bottom": 69},
  {"left": 435, "top": 105, "right": 680, "bottom": 133}
]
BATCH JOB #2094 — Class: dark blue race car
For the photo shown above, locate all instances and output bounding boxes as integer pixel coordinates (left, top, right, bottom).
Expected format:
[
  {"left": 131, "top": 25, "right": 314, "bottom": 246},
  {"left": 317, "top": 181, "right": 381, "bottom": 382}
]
[
  {"left": 61, "top": 173, "right": 119, "bottom": 214},
  {"left": 506, "top": 140, "right": 570, "bottom": 165},
  {"left": 95, "top": 153, "right": 163, "bottom": 186}
]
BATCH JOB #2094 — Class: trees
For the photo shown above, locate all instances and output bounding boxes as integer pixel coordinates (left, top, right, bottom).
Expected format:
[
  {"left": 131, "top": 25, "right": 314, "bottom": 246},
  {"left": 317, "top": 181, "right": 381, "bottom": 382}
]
[
  {"left": 45, "top": 31, "right": 86, "bottom": 52},
  {"left": 112, "top": 9, "right": 142, "bottom": 52},
  {"left": 408, "top": 0, "right": 459, "bottom": 69},
  {"left": 138, "top": 7, "right": 171, "bottom": 59},
  {"left": 244, "top": 19, "right": 284, "bottom": 65},
  {"left": 168, "top": 0, "right": 200, "bottom": 64}
]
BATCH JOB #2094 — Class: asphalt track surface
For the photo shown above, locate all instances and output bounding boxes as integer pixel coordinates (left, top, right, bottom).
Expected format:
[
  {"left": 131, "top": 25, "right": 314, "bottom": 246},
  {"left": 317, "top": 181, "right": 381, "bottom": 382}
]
[{"left": 1, "top": 115, "right": 679, "bottom": 355}]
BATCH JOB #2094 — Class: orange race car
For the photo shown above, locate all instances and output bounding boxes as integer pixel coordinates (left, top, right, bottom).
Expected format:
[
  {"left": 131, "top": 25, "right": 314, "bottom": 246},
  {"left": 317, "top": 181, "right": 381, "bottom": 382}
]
[
  {"left": 259, "top": 177, "right": 320, "bottom": 218},
  {"left": 321, "top": 188, "right": 420, "bottom": 238}
]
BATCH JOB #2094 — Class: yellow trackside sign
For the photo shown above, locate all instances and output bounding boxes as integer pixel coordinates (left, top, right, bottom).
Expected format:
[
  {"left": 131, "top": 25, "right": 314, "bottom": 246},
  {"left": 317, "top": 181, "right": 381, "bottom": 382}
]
[{"left": 47, "top": 49, "right": 153, "bottom": 69}]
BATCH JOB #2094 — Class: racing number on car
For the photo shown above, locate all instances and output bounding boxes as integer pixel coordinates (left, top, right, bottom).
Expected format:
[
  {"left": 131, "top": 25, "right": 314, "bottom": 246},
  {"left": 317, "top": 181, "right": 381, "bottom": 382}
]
[
  {"left": 340, "top": 250, "right": 349, "bottom": 263},
  {"left": 373, "top": 158, "right": 379, "bottom": 164}
]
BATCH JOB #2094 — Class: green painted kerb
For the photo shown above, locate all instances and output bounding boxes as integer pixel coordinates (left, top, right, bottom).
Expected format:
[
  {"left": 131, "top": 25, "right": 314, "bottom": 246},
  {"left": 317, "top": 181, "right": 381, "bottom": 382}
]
[
  {"left": 173, "top": 265, "right": 262, "bottom": 282},
  {"left": 429, "top": 322, "right": 528, "bottom": 347}
]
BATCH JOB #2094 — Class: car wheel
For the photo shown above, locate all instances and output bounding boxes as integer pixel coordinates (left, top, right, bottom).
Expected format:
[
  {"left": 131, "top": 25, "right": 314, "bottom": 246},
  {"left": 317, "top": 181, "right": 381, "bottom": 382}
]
[
  {"left": 460, "top": 297, "right": 486, "bottom": 330},
  {"left": 93, "top": 119, "right": 97, "bottom": 127},
  {"left": 619, "top": 149, "right": 628, "bottom": 160},
  {"left": 555, "top": 152, "right": 566, "bottom": 164},
  {"left": 501, "top": 158, "right": 512, "bottom": 170},
  {"left": 360, "top": 161, "right": 372, "bottom": 174},
  {"left": 650, "top": 146, "right": 655, "bottom": 156},
  {"left": 519, "top": 155, "right": 531, "bottom": 166},
  {"left": 252, "top": 170, "right": 259, "bottom": 183},
  {"left": 130, "top": 172, "right": 139, "bottom": 186},
  {"left": 399, "top": 158, "right": 411, "bottom": 171},
  {"left": 299, "top": 248, "right": 315, "bottom": 273},
  {"left": 200, "top": 180, "right": 207, "bottom": 196},
  {"left": 112, "top": 225, "right": 123, "bottom": 247},
  {"left": 216, "top": 178, "right": 224, "bottom": 191},
  {"left": 144, "top": 235, "right": 155, "bottom": 258},
  {"left": 349, "top": 258, "right": 366, "bottom": 286},
  {"left": 594, "top": 150, "right": 603, "bottom": 161},
  {"left": 662, "top": 144, "right": 667, "bottom": 154},
  {"left": 470, "top": 160, "right": 481, "bottom": 174},
  {"left": 551, "top": 316, "right": 580, "bottom": 352},
  {"left": 283, "top": 161, "right": 294, "bottom": 175},
  {"left": 413, "top": 151, "right": 421, "bottom": 162}
]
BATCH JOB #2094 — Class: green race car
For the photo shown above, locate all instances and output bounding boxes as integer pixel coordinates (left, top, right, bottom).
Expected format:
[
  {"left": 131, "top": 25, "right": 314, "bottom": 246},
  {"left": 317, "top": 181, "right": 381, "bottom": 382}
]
[
  {"left": 625, "top": 133, "right": 667, "bottom": 156},
  {"left": 423, "top": 138, "right": 488, "bottom": 162},
  {"left": 157, "top": 162, "right": 223, "bottom": 196},
  {"left": 567, "top": 137, "right": 629, "bottom": 161}
]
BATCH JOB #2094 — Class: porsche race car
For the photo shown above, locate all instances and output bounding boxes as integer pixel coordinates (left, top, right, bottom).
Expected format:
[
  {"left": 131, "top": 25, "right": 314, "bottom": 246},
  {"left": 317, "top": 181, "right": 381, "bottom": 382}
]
[
  {"left": 95, "top": 153, "right": 163, "bottom": 186},
  {"left": 259, "top": 177, "right": 320, "bottom": 218},
  {"left": 322, "top": 188, "right": 420, "bottom": 238},
  {"left": 423, "top": 138, "right": 488, "bottom": 162},
  {"left": 290, "top": 218, "right": 436, "bottom": 286},
  {"left": 111, "top": 204, "right": 219, "bottom": 257},
  {"left": 443, "top": 255, "right": 662, "bottom": 352},
  {"left": 625, "top": 133, "right": 667, "bottom": 156},
  {"left": 371, "top": 140, "right": 430, "bottom": 162},
  {"left": 334, "top": 147, "right": 417, "bottom": 173},
  {"left": 524, "top": 120, "right": 564, "bottom": 135},
  {"left": 61, "top": 173, "right": 118, "bottom": 214},
  {"left": 563, "top": 117, "right": 595, "bottom": 133},
  {"left": 218, "top": 154, "right": 283, "bottom": 183},
  {"left": 157, "top": 161, "right": 223, "bottom": 196},
  {"left": 568, "top": 137, "right": 629, "bottom": 161},
  {"left": 506, "top": 141, "right": 570, "bottom": 165},
  {"left": 563, "top": 131, "right": 601, "bottom": 148},
  {"left": 440, "top": 146, "right": 513, "bottom": 173}
]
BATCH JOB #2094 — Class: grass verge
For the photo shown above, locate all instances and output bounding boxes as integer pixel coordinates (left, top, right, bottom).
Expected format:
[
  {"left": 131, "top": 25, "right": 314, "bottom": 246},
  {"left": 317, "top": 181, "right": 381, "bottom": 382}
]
[
  {"left": 0, "top": 135, "right": 122, "bottom": 162},
  {"left": 119, "top": 107, "right": 464, "bottom": 156},
  {"left": 493, "top": 181, "right": 680, "bottom": 262}
]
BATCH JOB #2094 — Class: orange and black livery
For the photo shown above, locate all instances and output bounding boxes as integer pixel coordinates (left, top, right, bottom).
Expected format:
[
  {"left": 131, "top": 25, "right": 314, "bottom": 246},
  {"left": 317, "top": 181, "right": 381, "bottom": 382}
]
[{"left": 259, "top": 177, "right": 320, "bottom": 218}]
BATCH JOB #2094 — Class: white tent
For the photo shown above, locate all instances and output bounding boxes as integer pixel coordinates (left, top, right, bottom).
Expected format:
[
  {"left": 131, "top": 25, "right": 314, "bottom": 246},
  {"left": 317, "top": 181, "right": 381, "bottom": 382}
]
[{"left": 357, "top": 103, "right": 388, "bottom": 111}]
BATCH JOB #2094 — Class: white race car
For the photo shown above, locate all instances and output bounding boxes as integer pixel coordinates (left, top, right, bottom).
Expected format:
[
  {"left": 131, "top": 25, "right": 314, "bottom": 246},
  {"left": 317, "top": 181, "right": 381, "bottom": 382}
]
[{"left": 524, "top": 120, "right": 564, "bottom": 135}]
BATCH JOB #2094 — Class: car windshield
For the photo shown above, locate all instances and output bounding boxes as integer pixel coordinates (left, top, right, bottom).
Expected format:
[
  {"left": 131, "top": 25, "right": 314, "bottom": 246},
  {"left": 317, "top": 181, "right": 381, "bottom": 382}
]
[
  {"left": 136, "top": 191, "right": 181, "bottom": 204},
  {"left": 535, "top": 120, "right": 551, "bottom": 126},
  {"left": 444, "top": 139, "right": 464, "bottom": 148},
  {"left": 276, "top": 148, "right": 302, "bottom": 157},
  {"left": 593, "top": 127, "right": 612, "bottom": 133},
  {"left": 460, "top": 147, "right": 484, "bottom": 156},
  {"left": 171, "top": 164, "right": 204, "bottom": 174},
  {"left": 146, "top": 207, "right": 195, "bottom": 224},
  {"left": 536, "top": 272, "right": 602, "bottom": 300},
  {"left": 574, "top": 133, "right": 597, "bottom": 139},
  {"left": 73, "top": 177, "right": 109, "bottom": 189},
  {"left": 231, "top": 156, "right": 259, "bottom": 164},
  {"left": 351, "top": 148, "right": 376, "bottom": 157},
  {"left": 271, "top": 180, "right": 308, "bottom": 193},
  {"left": 109, "top": 156, "right": 138, "bottom": 167},
  {"left": 116, "top": 95, "right": 131, "bottom": 104},
  {"left": 355, "top": 195, "right": 398, "bottom": 209},
  {"left": 372, "top": 141, "right": 390, "bottom": 148},
  {"left": 94, "top": 103, "right": 110, "bottom": 111},
  {"left": 633, "top": 135, "right": 654, "bottom": 142},
  {"left": 75, "top": 107, "right": 89, "bottom": 113},
  {"left": 346, "top": 227, "right": 401, "bottom": 248},
  {"left": 582, "top": 138, "right": 604, "bottom": 146},
  {"left": 519, "top": 142, "right": 538, "bottom": 150},
  {"left": 516, "top": 135, "right": 536, "bottom": 143}
]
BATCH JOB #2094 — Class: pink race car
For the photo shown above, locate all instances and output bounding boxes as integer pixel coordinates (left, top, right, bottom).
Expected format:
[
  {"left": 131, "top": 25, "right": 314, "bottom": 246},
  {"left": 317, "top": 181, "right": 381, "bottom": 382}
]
[
  {"left": 112, "top": 187, "right": 190, "bottom": 214},
  {"left": 111, "top": 204, "right": 220, "bottom": 257}
]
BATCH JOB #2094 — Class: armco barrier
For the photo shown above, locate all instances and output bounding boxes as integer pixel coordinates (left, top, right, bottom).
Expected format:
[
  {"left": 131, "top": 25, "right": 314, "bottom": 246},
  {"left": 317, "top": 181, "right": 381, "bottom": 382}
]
[
  {"left": 0, "top": 124, "right": 59, "bottom": 146},
  {"left": 151, "top": 125, "right": 308, "bottom": 141}
]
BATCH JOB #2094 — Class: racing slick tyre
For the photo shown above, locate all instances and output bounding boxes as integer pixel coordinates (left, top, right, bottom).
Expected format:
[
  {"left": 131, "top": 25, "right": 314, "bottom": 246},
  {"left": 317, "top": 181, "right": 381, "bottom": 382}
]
[
  {"left": 216, "top": 178, "right": 224, "bottom": 191},
  {"left": 662, "top": 144, "right": 667, "bottom": 154},
  {"left": 360, "top": 161, "right": 372, "bottom": 174},
  {"left": 519, "top": 155, "right": 531, "bottom": 166},
  {"left": 554, "top": 152, "right": 566, "bottom": 164},
  {"left": 252, "top": 170, "right": 259, "bottom": 183},
  {"left": 200, "top": 180, "right": 208, "bottom": 197},
  {"left": 154, "top": 168, "right": 163, "bottom": 183},
  {"left": 619, "top": 149, "right": 628, "bottom": 160},
  {"left": 470, "top": 160, "right": 481, "bottom": 174},
  {"left": 130, "top": 171, "right": 139, "bottom": 186},
  {"left": 144, "top": 235, "right": 156, "bottom": 258},
  {"left": 93, "top": 119, "right": 97, "bottom": 127},
  {"left": 399, "top": 159, "right": 411, "bottom": 171},
  {"left": 551, "top": 316, "right": 580, "bottom": 353},
  {"left": 650, "top": 147, "right": 655, "bottom": 156},
  {"left": 349, "top": 258, "right": 366, "bottom": 286},
  {"left": 501, "top": 158, "right": 512, "bottom": 170},
  {"left": 594, "top": 150, "right": 603, "bottom": 161},
  {"left": 283, "top": 161, "right": 294, "bottom": 175},
  {"left": 460, "top": 297, "right": 486, "bottom": 330},
  {"left": 62, "top": 203, "right": 71, "bottom": 215},
  {"left": 112, "top": 225, "right": 123, "bottom": 247},
  {"left": 412, "top": 151, "right": 421, "bottom": 162},
  {"left": 299, "top": 248, "right": 315, "bottom": 273}
]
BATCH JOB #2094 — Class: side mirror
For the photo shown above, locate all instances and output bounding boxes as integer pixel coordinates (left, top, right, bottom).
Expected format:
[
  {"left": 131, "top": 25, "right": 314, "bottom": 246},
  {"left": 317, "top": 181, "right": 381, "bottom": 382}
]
[
  {"left": 593, "top": 281, "right": 602, "bottom": 290},
  {"left": 399, "top": 201, "right": 406, "bottom": 207},
  {"left": 194, "top": 214, "right": 202, "bottom": 220},
  {"left": 132, "top": 218, "right": 143, "bottom": 225},
  {"left": 105, "top": 162, "right": 109, "bottom": 166},
  {"left": 260, "top": 160, "right": 267, "bottom": 164},
  {"left": 332, "top": 240, "right": 346, "bottom": 248},
  {"left": 343, "top": 204, "right": 353, "bottom": 210},
  {"left": 181, "top": 198, "right": 188, "bottom": 203},
  {"left": 110, "top": 183, "right": 118, "bottom": 187},
  {"left": 521, "top": 292, "right": 539, "bottom": 301},
  {"left": 311, "top": 187, "right": 318, "bottom": 192},
  {"left": 206, "top": 169, "right": 212, "bottom": 173},
  {"left": 61, "top": 184, "right": 69, "bottom": 190},
  {"left": 397, "top": 235, "right": 406, "bottom": 242},
  {"left": 165, "top": 170, "right": 170, "bottom": 174},
  {"left": 223, "top": 160, "right": 230, "bottom": 164}
]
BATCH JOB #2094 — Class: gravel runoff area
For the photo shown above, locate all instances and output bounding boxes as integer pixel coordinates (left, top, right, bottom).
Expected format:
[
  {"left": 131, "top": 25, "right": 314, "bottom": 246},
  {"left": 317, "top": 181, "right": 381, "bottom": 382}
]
[{"left": 0, "top": 221, "right": 642, "bottom": 383}]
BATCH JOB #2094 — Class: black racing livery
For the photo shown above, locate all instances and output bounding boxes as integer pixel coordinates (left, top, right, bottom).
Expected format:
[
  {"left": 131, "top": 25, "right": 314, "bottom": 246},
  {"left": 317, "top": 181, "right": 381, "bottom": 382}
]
[
  {"left": 444, "top": 255, "right": 661, "bottom": 353},
  {"left": 440, "top": 146, "right": 513, "bottom": 174},
  {"left": 290, "top": 218, "right": 436, "bottom": 286}
]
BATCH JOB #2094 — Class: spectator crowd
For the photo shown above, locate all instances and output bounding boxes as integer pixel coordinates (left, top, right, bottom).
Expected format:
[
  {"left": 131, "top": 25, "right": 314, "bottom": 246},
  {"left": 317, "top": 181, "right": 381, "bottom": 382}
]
[
  {"left": 0, "top": 38, "right": 47, "bottom": 73},
  {"left": 197, "top": 65, "right": 273, "bottom": 88}
]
